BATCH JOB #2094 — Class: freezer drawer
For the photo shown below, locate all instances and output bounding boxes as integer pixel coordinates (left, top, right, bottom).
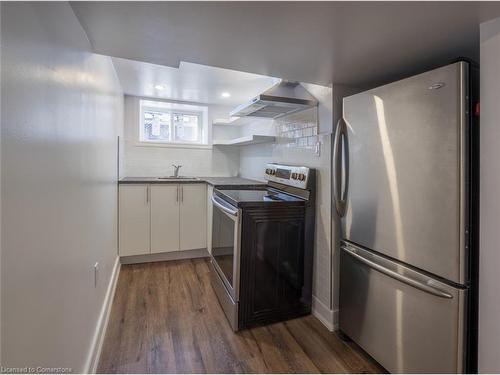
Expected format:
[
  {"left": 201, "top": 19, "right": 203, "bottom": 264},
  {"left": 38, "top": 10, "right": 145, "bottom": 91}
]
[{"left": 339, "top": 242, "right": 467, "bottom": 373}]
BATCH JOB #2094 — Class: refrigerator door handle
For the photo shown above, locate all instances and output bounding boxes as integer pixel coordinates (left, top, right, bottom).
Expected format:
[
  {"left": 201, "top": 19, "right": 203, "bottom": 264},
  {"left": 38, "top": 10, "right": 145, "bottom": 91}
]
[
  {"left": 334, "top": 118, "right": 349, "bottom": 217},
  {"left": 341, "top": 244, "right": 454, "bottom": 299}
]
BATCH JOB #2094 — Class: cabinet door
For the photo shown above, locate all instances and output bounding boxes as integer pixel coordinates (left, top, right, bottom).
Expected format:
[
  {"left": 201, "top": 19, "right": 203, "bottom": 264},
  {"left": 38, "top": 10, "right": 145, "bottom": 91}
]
[
  {"left": 151, "top": 184, "right": 180, "bottom": 254},
  {"left": 207, "top": 185, "right": 214, "bottom": 254},
  {"left": 119, "top": 185, "right": 150, "bottom": 256},
  {"left": 179, "top": 184, "right": 207, "bottom": 251}
]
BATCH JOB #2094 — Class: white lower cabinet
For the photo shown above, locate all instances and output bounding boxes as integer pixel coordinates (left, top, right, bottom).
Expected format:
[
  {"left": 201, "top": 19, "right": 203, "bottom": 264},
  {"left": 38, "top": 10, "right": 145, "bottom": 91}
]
[
  {"left": 151, "top": 184, "right": 180, "bottom": 253},
  {"left": 206, "top": 185, "right": 214, "bottom": 254},
  {"left": 180, "top": 184, "right": 207, "bottom": 251},
  {"left": 119, "top": 184, "right": 150, "bottom": 256},
  {"left": 119, "top": 183, "right": 207, "bottom": 256}
]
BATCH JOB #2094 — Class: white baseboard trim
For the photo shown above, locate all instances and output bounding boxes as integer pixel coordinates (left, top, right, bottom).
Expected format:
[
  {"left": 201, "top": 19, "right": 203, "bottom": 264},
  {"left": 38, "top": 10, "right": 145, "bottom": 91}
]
[
  {"left": 333, "top": 309, "right": 339, "bottom": 331},
  {"left": 84, "top": 256, "right": 121, "bottom": 374},
  {"left": 120, "top": 248, "right": 209, "bottom": 264},
  {"left": 333, "top": 308, "right": 339, "bottom": 331},
  {"left": 312, "top": 296, "right": 339, "bottom": 332}
]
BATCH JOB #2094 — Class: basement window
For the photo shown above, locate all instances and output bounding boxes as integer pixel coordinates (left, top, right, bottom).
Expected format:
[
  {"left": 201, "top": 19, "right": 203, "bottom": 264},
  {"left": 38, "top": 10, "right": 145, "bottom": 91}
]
[{"left": 139, "top": 99, "right": 209, "bottom": 146}]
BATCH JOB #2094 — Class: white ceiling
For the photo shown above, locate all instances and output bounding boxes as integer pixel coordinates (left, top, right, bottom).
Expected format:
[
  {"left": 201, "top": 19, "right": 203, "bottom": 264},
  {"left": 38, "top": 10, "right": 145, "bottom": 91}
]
[
  {"left": 111, "top": 57, "right": 280, "bottom": 105},
  {"left": 71, "top": 2, "right": 500, "bottom": 88}
]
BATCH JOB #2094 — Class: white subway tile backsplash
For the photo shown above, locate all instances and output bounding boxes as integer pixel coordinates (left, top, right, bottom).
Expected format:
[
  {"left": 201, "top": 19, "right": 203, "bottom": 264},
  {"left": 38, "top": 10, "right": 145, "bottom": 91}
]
[{"left": 275, "top": 107, "right": 319, "bottom": 150}]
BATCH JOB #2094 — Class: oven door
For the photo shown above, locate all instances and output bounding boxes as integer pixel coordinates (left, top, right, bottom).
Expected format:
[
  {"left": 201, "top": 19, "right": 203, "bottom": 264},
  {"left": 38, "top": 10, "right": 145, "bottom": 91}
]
[{"left": 211, "top": 194, "right": 241, "bottom": 301}]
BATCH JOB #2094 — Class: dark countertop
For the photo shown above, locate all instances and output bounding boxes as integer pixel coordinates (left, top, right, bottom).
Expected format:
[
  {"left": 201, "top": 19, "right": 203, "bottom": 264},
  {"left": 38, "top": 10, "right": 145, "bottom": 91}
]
[
  {"left": 119, "top": 176, "right": 266, "bottom": 188},
  {"left": 201, "top": 177, "right": 265, "bottom": 188}
]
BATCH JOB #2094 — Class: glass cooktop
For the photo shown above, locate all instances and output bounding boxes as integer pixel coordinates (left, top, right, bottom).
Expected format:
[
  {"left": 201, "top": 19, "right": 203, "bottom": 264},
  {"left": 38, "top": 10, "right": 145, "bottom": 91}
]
[{"left": 215, "top": 188, "right": 305, "bottom": 208}]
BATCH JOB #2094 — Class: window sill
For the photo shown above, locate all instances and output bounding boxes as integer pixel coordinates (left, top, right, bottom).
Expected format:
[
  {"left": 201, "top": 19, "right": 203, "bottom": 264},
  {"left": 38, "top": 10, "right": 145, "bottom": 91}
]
[{"left": 135, "top": 141, "right": 213, "bottom": 150}]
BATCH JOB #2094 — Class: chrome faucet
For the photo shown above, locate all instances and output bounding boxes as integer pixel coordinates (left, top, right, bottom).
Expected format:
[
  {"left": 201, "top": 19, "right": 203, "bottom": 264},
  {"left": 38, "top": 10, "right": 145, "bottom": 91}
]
[{"left": 172, "top": 164, "right": 182, "bottom": 178}]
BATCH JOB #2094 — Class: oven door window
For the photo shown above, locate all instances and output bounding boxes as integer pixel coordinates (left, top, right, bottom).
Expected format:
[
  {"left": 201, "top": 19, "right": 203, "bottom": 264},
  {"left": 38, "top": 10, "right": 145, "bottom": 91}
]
[{"left": 212, "top": 205, "right": 236, "bottom": 287}]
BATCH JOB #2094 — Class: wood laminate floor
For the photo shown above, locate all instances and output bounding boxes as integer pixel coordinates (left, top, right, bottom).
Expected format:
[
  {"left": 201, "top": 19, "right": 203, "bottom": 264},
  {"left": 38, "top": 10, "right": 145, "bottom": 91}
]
[{"left": 98, "top": 258, "right": 385, "bottom": 374}]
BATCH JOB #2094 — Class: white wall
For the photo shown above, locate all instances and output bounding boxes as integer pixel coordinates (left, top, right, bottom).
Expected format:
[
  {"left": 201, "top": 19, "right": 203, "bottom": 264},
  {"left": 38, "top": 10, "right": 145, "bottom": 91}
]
[
  {"left": 1, "top": 2, "right": 123, "bottom": 372},
  {"left": 123, "top": 95, "right": 239, "bottom": 177},
  {"left": 479, "top": 16, "right": 500, "bottom": 374},
  {"left": 238, "top": 84, "right": 336, "bottom": 328}
]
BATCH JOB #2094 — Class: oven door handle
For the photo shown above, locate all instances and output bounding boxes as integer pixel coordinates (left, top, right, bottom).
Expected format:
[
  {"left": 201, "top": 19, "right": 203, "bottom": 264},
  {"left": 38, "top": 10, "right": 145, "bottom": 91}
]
[{"left": 211, "top": 195, "right": 238, "bottom": 217}]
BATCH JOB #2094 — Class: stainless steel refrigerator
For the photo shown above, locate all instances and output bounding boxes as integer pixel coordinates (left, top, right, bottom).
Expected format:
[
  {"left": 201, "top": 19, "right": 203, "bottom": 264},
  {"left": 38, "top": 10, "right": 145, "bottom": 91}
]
[{"left": 334, "top": 61, "right": 479, "bottom": 373}]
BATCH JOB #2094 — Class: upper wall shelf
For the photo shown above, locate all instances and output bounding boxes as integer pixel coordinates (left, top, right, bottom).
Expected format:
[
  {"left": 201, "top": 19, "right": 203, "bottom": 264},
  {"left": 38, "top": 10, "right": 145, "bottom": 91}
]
[
  {"left": 212, "top": 135, "right": 276, "bottom": 146},
  {"left": 212, "top": 117, "right": 240, "bottom": 126},
  {"left": 212, "top": 117, "right": 267, "bottom": 127}
]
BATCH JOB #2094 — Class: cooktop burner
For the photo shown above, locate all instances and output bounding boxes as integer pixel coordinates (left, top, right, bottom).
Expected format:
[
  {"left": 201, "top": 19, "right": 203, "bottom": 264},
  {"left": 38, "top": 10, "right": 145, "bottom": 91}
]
[{"left": 215, "top": 188, "right": 305, "bottom": 208}]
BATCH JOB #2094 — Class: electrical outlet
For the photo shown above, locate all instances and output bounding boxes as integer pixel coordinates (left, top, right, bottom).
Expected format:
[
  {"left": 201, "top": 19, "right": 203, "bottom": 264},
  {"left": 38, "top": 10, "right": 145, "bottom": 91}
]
[{"left": 94, "top": 262, "right": 99, "bottom": 287}]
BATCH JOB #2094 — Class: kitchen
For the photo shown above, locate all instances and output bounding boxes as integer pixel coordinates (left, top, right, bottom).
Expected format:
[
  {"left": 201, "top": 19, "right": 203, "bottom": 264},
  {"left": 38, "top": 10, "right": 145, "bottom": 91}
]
[
  {"left": 2, "top": 1, "right": 500, "bottom": 374},
  {"left": 114, "top": 59, "right": 336, "bottom": 360}
]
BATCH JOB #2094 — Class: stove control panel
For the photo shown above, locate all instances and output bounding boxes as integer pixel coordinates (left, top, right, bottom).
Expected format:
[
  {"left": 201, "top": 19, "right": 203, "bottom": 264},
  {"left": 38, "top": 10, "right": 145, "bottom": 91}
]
[{"left": 264, "top": 163, "right": 311, "bottom": 189}]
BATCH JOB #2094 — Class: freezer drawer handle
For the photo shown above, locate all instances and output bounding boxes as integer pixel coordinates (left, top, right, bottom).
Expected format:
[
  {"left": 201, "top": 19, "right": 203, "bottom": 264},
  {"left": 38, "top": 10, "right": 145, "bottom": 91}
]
[
  {"left": 334, "top": 118, "right": 349, "bottom": 217},
  {"left": 342, "top": 245, "right": 453, "bottom": 299}
]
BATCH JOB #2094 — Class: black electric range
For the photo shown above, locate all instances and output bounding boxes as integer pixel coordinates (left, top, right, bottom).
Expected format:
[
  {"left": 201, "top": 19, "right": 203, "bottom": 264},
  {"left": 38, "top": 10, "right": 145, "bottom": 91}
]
[{"left": 209, "top": 163, "right": 316, "bottom": 331}]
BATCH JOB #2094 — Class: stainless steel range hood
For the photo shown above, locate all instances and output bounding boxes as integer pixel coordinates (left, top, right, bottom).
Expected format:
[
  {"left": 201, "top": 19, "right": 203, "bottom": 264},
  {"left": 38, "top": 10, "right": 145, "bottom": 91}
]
[{"left": 230, "top": 81, "right": 318, "bottom": 119}]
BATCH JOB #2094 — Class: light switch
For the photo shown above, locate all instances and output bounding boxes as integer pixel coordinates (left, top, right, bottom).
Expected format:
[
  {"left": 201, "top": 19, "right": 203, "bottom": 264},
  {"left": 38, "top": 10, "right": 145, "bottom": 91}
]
[{"left": 94, "top": 262, "right": 99, "bottom": 287}]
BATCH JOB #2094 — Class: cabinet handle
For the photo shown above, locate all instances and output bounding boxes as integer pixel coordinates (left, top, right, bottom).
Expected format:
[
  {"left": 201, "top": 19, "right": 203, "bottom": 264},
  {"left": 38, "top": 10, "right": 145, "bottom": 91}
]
[
  {"left": 176, "top": 185, "right": 179, "bottom": 202},
  {"left": 146, "top": 185, "right": 149, "bottom": 204},
  {"left": 181, "top": 185, "right": 184, "bottom": 203}
]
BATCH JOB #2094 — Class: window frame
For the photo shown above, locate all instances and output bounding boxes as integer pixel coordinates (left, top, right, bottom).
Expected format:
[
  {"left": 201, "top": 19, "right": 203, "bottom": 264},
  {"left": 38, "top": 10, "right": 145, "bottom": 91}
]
[{"left": 138, "top": 99, "right": 210, "bottom": 148}]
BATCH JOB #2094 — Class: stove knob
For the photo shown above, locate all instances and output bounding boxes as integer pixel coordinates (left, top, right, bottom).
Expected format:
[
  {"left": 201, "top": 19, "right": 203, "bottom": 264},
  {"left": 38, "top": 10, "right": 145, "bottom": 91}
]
[
  {"left": 271, "top": 169, "right": 276, "bottom": 175},
  {"left": 291, "top": 173, "right": 298, "bottom": 180},
  {"left": 265, "top": 168, "right": 270, "bottom": 175},
  {"left": 298, "top": 173, "right": 306, "bottom": 181}
]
